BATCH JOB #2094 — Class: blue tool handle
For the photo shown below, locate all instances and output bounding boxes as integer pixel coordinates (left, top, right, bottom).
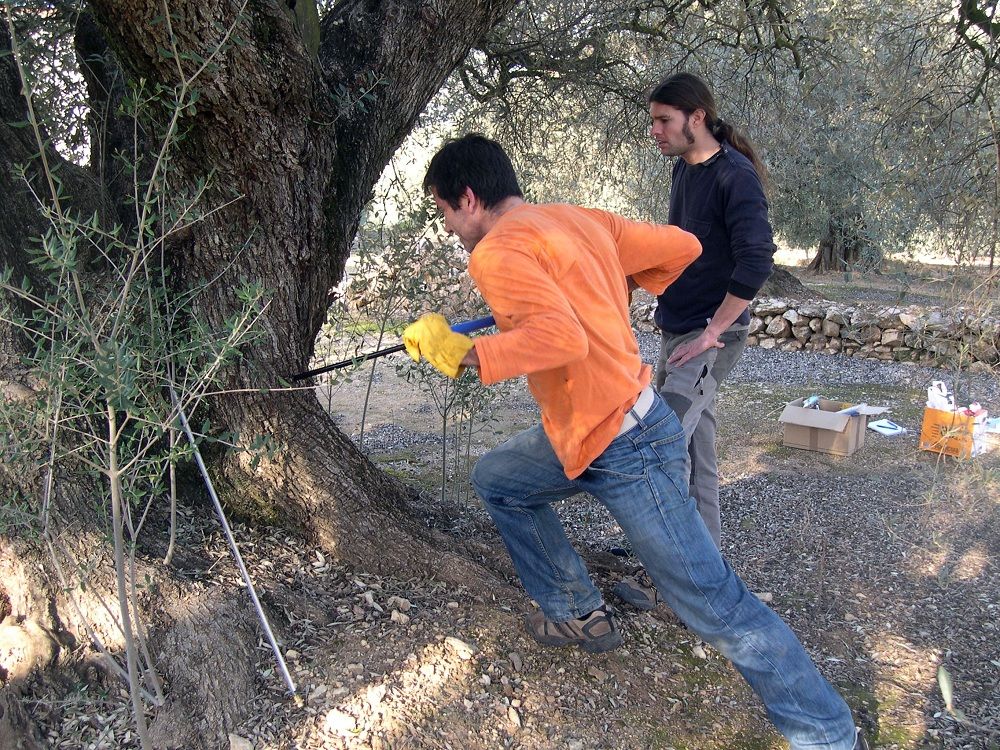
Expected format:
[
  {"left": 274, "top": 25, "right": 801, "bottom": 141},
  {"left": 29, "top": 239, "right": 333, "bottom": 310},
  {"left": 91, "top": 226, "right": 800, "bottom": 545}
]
[
  {"left": 292, "top": 315, "right": 496, "bottom": 381},
  {"left": 451, "top": 315, "right": 495, "bottom": 334}
]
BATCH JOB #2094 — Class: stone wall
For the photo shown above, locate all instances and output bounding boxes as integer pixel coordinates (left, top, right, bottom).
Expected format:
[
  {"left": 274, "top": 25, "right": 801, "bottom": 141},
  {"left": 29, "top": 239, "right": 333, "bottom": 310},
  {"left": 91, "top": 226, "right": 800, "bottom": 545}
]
[{"left": 635, "top": 298, "right": 999, "bottom": 373}]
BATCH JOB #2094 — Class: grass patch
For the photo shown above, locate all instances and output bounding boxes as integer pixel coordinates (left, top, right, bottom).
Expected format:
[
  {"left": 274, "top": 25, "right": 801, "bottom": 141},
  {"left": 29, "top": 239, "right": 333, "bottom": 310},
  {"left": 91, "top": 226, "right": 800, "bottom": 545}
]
[
  {"left": 640, "top": 720, "right": 780, "bottom": 750},
  {"left": 339, "top": 320, "right": 399, "bottom": 336},
  {"left": 874, "top": 721, "right": 919, "bottom": 747},
  {"left": 836, "top": 683, "right": 923, "bottom": 747},
  {"left": 762, "top": 443, "right": 796, "bottom": 459}
]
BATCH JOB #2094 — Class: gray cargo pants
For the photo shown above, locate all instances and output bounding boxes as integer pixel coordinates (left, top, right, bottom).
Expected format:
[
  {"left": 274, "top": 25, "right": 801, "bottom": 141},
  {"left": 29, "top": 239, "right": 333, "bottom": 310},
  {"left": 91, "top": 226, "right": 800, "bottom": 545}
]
[{"left": 655, "top": 324, "right": 748, "bottom": 548}]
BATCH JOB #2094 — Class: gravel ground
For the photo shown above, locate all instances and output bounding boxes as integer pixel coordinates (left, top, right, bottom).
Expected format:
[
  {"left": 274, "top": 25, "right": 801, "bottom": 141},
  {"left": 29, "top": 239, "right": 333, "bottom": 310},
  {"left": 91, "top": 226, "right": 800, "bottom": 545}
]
[
  {"left": 314, "top": 337, "right": 999, "bottom": 750},
  {"left": 25, "top": 340, "right": 999, "bottom": 750}
]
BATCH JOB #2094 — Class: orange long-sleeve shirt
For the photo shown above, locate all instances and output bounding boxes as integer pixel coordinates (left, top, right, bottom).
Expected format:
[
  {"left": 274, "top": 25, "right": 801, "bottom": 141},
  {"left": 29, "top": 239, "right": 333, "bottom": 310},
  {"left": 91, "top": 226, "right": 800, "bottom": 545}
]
[{"left": 469, "top": 204, "right": 701, "bottom": 478}]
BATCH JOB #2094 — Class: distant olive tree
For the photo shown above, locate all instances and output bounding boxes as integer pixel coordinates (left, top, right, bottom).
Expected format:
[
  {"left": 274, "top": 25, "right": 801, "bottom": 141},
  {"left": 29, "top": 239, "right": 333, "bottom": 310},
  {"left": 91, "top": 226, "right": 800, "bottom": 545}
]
[
  {"left": 761, "top": 1, "right": 999, "bottom": 273},
  {"left": 420, "top": 0, "right": 997, "bottom": 274}
]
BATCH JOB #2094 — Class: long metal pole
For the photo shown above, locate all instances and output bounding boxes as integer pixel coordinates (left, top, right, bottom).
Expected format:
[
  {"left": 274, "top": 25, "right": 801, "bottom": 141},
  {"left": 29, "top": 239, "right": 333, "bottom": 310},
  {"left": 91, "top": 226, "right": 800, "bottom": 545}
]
[{"left": 169, "top": 387, "right": 297, "bottom": 695}]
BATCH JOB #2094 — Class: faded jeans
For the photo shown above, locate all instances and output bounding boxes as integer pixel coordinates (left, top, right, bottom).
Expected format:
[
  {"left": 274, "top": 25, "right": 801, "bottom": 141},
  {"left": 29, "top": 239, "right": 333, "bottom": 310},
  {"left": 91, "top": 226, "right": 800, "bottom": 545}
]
[
  {"left": 472, "top": 395, "right": 857, "bottom": 750},
  {"left": 656, "top": 324, "right": 749, "bottom": 547}
]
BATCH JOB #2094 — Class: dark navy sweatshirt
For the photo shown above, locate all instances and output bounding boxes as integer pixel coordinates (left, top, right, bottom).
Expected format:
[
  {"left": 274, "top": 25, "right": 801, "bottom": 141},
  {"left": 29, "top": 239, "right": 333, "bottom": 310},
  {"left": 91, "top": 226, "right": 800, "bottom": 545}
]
[{"left": 654, "top": 143, "right": 776, "bottom": 334}]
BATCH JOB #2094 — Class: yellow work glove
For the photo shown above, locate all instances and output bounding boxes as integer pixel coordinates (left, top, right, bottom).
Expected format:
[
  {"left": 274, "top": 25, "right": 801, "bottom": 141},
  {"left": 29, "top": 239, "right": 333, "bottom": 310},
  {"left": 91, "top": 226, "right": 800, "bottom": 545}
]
[{"left": 402, "top": 313, "right": 474, "bottom": 379}]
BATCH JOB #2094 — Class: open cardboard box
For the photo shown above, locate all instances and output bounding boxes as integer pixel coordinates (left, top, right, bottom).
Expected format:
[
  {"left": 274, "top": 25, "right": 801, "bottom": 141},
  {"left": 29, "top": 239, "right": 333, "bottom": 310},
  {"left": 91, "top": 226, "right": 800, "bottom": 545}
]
[{"left": 778, "top": 398, "right": 887, "bottom": 457}]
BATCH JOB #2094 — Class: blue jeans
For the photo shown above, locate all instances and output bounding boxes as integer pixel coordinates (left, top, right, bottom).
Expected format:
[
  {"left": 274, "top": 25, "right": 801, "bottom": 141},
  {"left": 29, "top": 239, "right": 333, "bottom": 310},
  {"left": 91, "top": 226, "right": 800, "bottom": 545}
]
[{"left": 472, "top": 395, "right": 857, "bottom": 750}]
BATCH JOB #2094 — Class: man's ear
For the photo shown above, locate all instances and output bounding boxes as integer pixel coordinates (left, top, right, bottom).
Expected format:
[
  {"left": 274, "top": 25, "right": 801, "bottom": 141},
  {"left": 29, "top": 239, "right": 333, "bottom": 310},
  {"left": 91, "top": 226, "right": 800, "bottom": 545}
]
[
  {"left": 460, "top": 186, "right": 479, "bottom": 211},
  {"left": 691, "top": 108, "right": 707, "bottom": 129}
]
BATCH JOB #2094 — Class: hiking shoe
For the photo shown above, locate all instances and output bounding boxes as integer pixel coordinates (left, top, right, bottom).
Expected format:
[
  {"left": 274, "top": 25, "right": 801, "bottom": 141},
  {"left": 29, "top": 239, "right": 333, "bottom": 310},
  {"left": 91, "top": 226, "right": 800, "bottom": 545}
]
[
  {"left": 853, "top": 729, "right": 871, "bottom": 750},
  {"left": 525, "top": 605, "right": 623, "bottom": 653},
  {"left": 612, "top": 569, "right": 659, "bottom": 611}
]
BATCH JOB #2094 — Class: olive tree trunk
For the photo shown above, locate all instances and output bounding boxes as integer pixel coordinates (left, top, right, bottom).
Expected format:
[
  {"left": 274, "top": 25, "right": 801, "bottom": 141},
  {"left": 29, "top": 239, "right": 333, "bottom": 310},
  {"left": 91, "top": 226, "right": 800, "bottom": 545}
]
[
  {"left": 1, "top": 1, "right": 517, "bottom": 744},
  {"left": 807, "top": 207, "right": 881, "bottom": 273},
  {"left": 80, "top": 0, "right": 518, "bottom": 574}
]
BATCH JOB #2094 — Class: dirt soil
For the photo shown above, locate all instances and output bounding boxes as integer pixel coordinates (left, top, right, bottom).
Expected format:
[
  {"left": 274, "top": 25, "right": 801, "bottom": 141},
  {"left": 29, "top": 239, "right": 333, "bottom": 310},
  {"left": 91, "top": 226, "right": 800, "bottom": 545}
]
[{"left": 23, "top": 268, "right": 1000, "bottom": 750}]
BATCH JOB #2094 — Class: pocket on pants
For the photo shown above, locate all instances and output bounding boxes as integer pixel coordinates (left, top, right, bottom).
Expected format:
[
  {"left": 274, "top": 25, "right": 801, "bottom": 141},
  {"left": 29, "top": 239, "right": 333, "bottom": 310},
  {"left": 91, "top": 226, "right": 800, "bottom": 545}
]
[
  {"left": 662, "top": 345, "right": 720, "bottom": 395},
  {"left": 587, "top": 436, "right": 648, "bottom": 479},
  {"left": 648, "top": 428, "right": 686, "bottom": 463},
  {"left": 644, "top": 425, "right": 693, "bottom": 504},
  {"left": 587, "top": 410, "right": 678, "bottom": 479}
]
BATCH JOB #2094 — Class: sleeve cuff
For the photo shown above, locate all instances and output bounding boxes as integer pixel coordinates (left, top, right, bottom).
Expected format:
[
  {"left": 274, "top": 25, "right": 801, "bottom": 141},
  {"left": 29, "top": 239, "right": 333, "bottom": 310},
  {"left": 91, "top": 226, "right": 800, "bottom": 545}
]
[
  {"left": 727, "top": 279, "right": 760, "bottom": 300},
  {"left": 473, "top": 335, "right": 505, "bottom": 385}
]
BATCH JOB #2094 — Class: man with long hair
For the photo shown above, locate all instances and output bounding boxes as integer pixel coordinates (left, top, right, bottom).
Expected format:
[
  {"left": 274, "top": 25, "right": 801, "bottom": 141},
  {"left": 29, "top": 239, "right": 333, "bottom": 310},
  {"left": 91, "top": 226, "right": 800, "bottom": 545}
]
[{"left": 616, "top": 72, "right": 777, "bottom": 609}]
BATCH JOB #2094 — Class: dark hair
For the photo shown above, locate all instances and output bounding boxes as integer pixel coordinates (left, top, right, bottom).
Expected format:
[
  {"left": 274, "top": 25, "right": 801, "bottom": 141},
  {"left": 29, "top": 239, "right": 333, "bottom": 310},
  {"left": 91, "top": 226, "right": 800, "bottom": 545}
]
[
  {"left": 648, "top": 72, "right": 769, "bottom": 187},
  {"left": 423, "top": 134, "right": 524, "bottom": 210}
]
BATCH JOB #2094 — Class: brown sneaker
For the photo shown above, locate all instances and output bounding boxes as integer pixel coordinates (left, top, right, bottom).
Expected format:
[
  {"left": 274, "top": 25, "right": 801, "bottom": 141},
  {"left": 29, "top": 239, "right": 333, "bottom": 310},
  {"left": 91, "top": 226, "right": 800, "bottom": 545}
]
[
  {"left": 525, "top": 605, "right": 623, "bottom": 653},
  {"left": 612, "top": 569, "right": 659, "bottom": 611}
]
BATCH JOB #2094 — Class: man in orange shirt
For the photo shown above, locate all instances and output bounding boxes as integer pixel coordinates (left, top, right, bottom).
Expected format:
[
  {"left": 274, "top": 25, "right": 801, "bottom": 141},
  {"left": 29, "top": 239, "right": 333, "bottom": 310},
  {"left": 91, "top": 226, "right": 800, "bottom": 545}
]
[{"left": 404, "top": 135, "right": 865, "bottom": 750}]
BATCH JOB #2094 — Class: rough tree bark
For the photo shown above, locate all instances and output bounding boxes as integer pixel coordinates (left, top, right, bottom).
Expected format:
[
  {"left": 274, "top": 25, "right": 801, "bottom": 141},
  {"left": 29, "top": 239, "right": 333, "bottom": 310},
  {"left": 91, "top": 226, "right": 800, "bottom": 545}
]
[
  {"left": 1, "top": 0, "right": 518, "bottom": 745},
  {"left": 75, "top": 0, "right": 519, "bottom": 576}
]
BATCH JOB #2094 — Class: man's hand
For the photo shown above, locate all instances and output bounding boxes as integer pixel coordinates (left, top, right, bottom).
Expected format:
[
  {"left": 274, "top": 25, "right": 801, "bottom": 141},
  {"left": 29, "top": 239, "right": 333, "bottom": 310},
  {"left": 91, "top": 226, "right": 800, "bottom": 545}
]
[
  {"left": 667, "top": 294, "right": 751, "bottom": 368},
  {"left": 403, "top": 313, "right": 475, "bottom": 378},
  {"left": 666, "top": 329, "right": 725, "bottom": 368}
]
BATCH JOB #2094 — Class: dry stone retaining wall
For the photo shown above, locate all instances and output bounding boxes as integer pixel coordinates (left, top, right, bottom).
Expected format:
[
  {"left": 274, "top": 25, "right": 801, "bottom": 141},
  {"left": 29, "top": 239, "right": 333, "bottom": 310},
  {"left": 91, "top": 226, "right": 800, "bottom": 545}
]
[{"left": 636, "top": 298, "right": 999, "bottom": 372}]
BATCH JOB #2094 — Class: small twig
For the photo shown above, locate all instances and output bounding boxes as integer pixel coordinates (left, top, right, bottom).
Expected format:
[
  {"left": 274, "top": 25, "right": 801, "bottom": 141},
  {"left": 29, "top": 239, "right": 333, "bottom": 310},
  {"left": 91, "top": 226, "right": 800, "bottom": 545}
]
[
  {"left": 43, "top": 531, "right": 161, "bottom": 705},
  {"left": 107, "top": 409, "right": 153, "bottom": 750}
]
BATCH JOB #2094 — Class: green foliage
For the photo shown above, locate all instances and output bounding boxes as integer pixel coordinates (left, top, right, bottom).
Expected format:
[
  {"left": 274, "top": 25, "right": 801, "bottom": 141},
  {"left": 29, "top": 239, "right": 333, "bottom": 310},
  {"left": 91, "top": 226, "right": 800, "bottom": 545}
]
[
  {"left": 308, "top": 183, "right": 509, "bottom": 502},
  {"left": 0, "top": 136, "right": 266, "bottom": 531},
  {"left": 433, "top": 0, "right": 999, "bottom": 268},
  {"left": 0, "top": 35, "right": 267, "bottom": 510},
  {"left": 5, "top": 2, "right": 90, "bottom": 162},
  {"left": 0, "top": 13, "right": 268, "bottom": 746},
  {"left": 326, "top": 71, "right": 388, "bottom": 123}
]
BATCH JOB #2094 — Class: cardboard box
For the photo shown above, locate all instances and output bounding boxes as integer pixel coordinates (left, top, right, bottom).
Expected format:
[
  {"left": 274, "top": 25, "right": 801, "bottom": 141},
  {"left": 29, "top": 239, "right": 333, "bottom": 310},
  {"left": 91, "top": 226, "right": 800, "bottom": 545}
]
[
  {"left": 919, "top": 407, "right": 986, "bottom": 459},
  {"left": 778, "top": 398, "right": 885, "bottom": 456}
]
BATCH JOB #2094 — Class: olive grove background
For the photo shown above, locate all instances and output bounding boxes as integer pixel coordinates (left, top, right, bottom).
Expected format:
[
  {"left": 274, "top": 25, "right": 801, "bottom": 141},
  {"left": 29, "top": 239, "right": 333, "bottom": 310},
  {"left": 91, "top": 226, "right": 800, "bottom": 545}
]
[{"left": 0, "top": 0, "right": 997, "bottom": 747}]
